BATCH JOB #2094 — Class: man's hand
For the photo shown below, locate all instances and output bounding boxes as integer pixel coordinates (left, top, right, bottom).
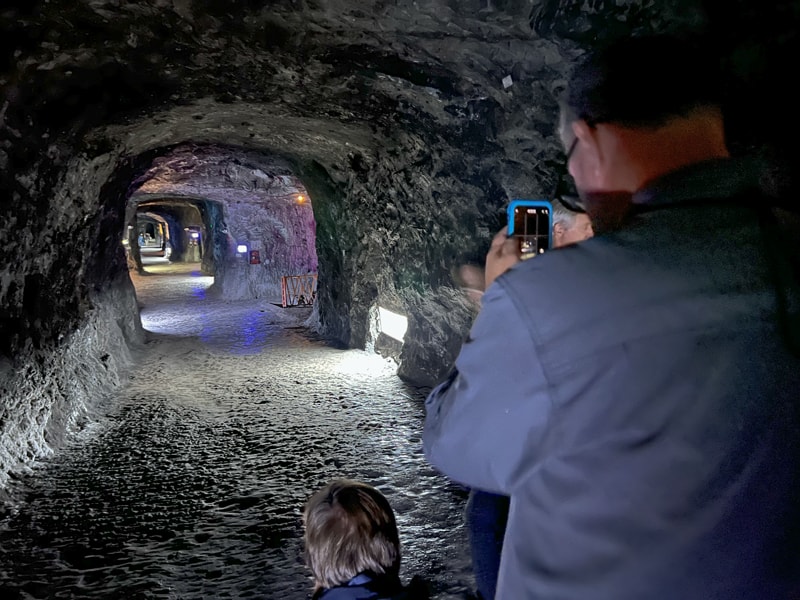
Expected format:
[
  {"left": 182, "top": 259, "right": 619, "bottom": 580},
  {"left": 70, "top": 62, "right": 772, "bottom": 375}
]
[
  {"left": 485, "top": 226, "right": 521, "bottom": 289},
  {"left": 457, "top": 264, "right": 486, "bottom": 308}
]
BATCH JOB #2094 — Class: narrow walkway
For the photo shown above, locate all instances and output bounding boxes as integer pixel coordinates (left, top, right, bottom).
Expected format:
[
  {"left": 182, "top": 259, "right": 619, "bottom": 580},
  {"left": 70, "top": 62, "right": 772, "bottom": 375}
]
[{"left": 0, "top": 265, "right": 474, "bottom": 599}]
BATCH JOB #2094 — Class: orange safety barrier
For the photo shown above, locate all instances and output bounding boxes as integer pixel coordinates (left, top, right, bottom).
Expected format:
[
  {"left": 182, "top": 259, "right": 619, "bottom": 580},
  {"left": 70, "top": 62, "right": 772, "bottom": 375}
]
[{"left": 281, "top": 274, "right": 318, "bottom": 307}]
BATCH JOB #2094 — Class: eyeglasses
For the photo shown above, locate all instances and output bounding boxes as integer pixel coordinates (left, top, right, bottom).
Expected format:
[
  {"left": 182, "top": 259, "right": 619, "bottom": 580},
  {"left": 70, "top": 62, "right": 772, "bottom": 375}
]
[{"left": 565, "top": 136, "right": 579, "bottom": 163}]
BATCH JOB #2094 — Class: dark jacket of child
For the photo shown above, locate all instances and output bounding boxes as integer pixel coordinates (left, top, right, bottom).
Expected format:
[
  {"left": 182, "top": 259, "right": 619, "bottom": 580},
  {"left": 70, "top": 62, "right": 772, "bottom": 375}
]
[{"left": 312, "top": 572, "right": 428, "bottom": 600}]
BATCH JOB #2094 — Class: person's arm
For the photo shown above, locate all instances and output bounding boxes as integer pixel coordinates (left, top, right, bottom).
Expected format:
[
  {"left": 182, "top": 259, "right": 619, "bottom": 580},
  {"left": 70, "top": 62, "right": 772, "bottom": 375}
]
[{"left": 423, "top": 279, "right": 553, "bottom": 495}]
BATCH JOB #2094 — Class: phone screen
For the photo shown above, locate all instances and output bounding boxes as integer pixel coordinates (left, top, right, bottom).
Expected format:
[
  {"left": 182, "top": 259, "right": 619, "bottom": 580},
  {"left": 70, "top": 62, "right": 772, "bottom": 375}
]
[{"left": 512, "top": 204, "right": 551, "bottom": 259}]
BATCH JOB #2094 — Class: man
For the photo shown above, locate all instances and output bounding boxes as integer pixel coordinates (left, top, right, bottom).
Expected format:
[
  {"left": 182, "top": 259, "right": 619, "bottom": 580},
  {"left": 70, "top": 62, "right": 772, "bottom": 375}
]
[
  {"left": 458, "top": 198, "right": 594, "bottom": 600},
  {"left": 424, "top": 34, "right": 800, "bottom": 600},
  {"left": 552, "top": 197, "right": 593, "bottom": 247}
]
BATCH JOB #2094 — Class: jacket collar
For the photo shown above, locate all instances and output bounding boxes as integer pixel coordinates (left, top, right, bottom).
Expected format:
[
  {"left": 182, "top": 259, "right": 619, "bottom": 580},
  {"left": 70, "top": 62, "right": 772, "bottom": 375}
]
[
  {"left": 632, "top": 157, "right": 762, "bottom": 208},
  {"left": 346, "top": 573, "right": 374, "bottom": 587}
]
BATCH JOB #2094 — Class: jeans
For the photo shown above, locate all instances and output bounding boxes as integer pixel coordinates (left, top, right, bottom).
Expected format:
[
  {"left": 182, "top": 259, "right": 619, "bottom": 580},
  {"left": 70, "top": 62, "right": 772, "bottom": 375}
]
[{"left": 465, "top": 489, "right": 510, "bottom": 600}]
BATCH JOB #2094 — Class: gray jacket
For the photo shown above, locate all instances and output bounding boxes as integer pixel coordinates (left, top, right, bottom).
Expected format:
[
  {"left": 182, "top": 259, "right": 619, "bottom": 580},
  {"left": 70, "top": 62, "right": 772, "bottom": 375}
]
[{"left": 424, "top": 159, "right": 800, "bottom": 600}]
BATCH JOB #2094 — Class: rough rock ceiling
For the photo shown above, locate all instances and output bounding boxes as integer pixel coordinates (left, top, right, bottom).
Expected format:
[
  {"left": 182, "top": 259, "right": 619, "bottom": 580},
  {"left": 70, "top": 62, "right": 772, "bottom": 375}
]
[
  {"left": 0, "top": 0, "right": 707, "bottom": 172},
  {"left": 130, "top": 145, "right": 306, "bottom": 207},
  {"left": 3, "top": 1, "right": 797, "bottom": 204}
]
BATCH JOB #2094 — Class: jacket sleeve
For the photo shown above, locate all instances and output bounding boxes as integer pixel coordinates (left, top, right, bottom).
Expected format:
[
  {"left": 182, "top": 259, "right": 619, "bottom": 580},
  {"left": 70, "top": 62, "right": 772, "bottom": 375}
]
[{"left": 422, "top": 279, "right": 553, "bottom": 495}]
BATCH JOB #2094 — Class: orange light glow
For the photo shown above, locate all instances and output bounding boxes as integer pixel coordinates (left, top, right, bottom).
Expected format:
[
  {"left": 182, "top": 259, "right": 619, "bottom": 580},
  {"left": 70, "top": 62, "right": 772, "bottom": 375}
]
[{"left": 296, "top": 194, "right": 305, "bottom": 203}]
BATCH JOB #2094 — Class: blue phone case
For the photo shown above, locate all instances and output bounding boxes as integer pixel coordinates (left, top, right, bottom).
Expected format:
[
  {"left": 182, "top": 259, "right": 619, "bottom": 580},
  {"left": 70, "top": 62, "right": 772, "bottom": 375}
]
[{"left": 507, "top": 199, "right": 553, "bottom": 249}]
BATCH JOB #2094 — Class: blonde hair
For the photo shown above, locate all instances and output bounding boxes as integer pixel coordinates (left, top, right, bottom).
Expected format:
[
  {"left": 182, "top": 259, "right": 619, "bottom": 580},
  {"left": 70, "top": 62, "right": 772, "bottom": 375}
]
[{"left": 303, "top": 479, "right": 401, "bottom": 591}]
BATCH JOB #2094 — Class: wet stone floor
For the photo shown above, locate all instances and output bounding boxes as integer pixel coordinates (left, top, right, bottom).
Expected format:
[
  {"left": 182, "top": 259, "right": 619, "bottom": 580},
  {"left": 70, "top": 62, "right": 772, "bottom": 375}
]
[{"left": 0, "top": 262, "right": 475, "bottom": 599}]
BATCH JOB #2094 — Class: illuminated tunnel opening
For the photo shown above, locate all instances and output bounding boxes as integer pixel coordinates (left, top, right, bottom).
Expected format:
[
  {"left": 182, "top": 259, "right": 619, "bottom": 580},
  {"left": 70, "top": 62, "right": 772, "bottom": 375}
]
[{"left": 124, "top": 144, "right": 318, "bottom": 338}]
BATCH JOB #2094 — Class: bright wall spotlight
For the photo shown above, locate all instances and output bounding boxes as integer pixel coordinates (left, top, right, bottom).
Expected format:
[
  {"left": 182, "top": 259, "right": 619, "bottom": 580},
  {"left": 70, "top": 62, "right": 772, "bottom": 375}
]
[
  {"left": 236, "top": 244, "right": 248, "bottom": 254},
  {"left": 378, "top": 306, "right": 408, "bottom": 342},
  {"left": 296, "top": 194, "right": 306, "bottom": 204},
  {"left": 190, "top": 232, "right": 200, "bottom": 239}
]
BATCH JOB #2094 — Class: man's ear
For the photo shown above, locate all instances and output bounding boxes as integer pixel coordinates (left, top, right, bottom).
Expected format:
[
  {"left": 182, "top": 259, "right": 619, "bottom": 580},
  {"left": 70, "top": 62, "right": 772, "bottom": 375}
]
[
  {"left": 571, "top": 119, "right": 604, "bottom": 177},
  {"left": 552, "top": 222, "right": 564, "bottom": 244}
]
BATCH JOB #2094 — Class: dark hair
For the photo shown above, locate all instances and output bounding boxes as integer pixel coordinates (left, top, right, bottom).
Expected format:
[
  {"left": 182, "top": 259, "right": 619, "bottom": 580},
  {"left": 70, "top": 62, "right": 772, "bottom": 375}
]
[
  {"left": 566, "top": 34, "right": 724, "bottom": 128},
  {"left": 303, "top": 479, "right": 401, "bottom": 591}
]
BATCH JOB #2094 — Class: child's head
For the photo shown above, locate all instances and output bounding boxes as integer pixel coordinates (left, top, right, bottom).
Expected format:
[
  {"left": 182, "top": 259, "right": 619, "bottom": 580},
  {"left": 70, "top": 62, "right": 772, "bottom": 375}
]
[{"left": 303, "top": 479, "right": 401, "bottom": 590}]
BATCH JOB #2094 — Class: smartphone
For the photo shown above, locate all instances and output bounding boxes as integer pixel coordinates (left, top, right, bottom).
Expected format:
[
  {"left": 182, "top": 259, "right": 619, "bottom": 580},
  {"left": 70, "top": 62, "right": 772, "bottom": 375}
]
[{"left": 507, "top": 199, "right": 553, "bottom": 260}]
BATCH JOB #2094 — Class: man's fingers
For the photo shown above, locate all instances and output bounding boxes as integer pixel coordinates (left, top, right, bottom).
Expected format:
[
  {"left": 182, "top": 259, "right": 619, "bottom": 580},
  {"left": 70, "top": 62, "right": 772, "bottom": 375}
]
[
  {"left": 500, "top": 236, "right": 519, "bottom": 257},
  {"left": 490, "top": 226, "right": 510, "bottom": 250},
  {"left": 485, "top": 227, "right": 521, "bottom": 289},
  {"left": 490, "top": 232, "right": 518, "bottom": 259}
]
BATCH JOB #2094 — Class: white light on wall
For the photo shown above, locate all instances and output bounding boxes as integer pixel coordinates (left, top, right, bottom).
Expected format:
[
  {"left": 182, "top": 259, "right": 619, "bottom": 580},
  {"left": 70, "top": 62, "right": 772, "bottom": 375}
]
[
  {"left": 191, "top": 232, "right": 200, "bottom": 239},
  {"left": 378, "top": 306, "right": 408, "bottom": 342},
  {"left": 236, "top": 244, "right": 248, "bottom": 253}
]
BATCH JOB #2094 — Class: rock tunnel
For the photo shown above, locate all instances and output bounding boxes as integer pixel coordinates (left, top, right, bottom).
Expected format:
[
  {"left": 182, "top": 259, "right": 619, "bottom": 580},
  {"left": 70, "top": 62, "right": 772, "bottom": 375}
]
[
  {"left": 1, "top": 0, "right": 800, "bottom": 576},
  {"left": 127, "top": 144, "right": 319, "bottom": 299}
]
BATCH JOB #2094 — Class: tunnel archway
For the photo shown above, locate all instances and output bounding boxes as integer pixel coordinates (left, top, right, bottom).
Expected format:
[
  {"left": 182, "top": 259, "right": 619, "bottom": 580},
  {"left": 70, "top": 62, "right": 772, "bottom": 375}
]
[
  {"left": 126, "top": 144, "right": 318, "bottom": 306},
  {"left": 127, "top": 199, "right": 213, "bottom": 272}
]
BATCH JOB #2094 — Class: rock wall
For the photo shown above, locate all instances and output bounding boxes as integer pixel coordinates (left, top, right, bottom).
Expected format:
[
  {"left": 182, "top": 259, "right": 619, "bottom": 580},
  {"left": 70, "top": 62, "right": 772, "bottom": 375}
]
[
  {"left": 214, "top": 196, "right": 317, "bottom": 302},
  {"left": 0, "top": 278, "right": 140, "bottom": 499},
  {"left": 0, "top": 147, "right": 144, "bottom": 499}
]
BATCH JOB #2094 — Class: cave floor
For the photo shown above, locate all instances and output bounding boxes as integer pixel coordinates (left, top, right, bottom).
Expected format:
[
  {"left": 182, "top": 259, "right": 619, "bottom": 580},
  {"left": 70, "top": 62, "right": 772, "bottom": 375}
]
[{"left": 0, "top": 264, "right": 474, "bottom": 599}]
